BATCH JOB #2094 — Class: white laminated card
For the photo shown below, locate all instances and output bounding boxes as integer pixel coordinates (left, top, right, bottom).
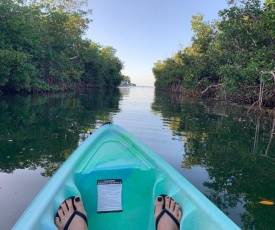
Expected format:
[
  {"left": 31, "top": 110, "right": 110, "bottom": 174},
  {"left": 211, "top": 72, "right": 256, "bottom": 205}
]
[{"left": 97, "top": 179, "right": 122, "bottom": 213}]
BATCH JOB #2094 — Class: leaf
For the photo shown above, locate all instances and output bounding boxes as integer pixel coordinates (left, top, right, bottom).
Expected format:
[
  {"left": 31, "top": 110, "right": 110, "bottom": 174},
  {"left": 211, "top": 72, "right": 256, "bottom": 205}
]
[{"left": 258, "top": 200, "right": 274, "bottom": 205}]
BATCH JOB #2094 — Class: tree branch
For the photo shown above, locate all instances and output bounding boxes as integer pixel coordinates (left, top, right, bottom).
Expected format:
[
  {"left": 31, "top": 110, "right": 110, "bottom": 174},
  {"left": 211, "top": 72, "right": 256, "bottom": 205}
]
[{"left": 201, "top": 84, "right": 222, "bottom": 95}]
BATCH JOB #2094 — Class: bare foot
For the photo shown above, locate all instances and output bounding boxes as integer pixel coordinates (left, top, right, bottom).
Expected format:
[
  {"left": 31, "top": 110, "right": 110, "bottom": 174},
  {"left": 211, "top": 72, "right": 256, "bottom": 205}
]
[
  {"left": 54, "top": 196, "right": 88, "bottom": 230},
  {"left": 154, "top": 195, "right": 182, "bottom": 230}
]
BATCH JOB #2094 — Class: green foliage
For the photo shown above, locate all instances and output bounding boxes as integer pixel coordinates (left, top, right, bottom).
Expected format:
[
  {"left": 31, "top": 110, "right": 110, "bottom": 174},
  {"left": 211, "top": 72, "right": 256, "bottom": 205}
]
[
  {"left": 153, "top": 0, "right": 275, "bottom": 107},
  {"left": 0, "top": 0, "right": 123, "bottom": 93},
  {"left": 81, "top": 44, "right": 123, "bottom": 87},
  {"left": 152, "top": 58, "right": 181, "bottom": 89}
]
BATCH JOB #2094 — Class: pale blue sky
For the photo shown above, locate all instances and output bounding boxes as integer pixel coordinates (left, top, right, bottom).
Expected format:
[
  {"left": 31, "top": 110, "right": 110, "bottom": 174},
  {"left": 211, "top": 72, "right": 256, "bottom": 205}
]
[{"left": 86, "top": 0, "right": 229, "bottom": 86}]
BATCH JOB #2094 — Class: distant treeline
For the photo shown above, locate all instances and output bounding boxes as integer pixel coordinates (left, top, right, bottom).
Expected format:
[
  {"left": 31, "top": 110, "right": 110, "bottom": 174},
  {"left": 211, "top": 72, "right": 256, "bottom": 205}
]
[
  {"left": 0, "top": 0, "right": 123, "bottom": 94},
  {"left": 153, "top": 0, "right": 275, "bottom": 108}
]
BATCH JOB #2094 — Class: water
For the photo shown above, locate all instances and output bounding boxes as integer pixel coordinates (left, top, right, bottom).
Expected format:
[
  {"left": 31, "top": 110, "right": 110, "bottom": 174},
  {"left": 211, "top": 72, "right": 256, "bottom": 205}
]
[{"left": 1, "top": 87, "right": 275, "bottom": 229}]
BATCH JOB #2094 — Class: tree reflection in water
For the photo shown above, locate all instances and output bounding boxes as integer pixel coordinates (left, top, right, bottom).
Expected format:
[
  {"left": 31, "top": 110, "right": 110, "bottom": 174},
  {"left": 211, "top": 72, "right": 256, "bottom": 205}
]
[
  {"left": 152, "top": 90, "right": 275, "bottom": 229},
  {"left": 0, "top": 89, "right": 121, "bottom": 176}
]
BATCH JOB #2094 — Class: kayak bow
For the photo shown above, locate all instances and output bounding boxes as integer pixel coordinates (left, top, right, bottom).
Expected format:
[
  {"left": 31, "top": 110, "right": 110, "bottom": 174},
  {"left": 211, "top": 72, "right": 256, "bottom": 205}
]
[{"left": 13, "top": 123, "right": 240, "bottom": 230}]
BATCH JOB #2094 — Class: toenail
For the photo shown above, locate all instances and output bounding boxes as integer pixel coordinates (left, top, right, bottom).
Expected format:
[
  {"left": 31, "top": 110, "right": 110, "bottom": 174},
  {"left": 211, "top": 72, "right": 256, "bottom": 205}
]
[
  {"left": 157, "top": 196, "right": 162, "bottom": 202},
  {"left": 75, "top": 196, "right": 80, "bottom": 202}
]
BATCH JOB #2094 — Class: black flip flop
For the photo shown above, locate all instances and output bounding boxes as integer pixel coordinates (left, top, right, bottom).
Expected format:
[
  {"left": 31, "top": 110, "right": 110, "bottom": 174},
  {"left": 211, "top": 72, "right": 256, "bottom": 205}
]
[
  {"left": 55, "top": 196, "right": 88, "bottom": 230},
  {"left": 155, "top": 194, "right": 180, "bottom": 230}
]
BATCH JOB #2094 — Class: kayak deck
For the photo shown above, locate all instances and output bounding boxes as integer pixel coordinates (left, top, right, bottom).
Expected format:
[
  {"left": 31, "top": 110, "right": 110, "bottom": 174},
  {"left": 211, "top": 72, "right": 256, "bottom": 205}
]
[
  {"left": 13, "top": 124, "right": 240, "bottom": 229},
  {"left": 76, "top": 134, "right": 156, "bottom": 229}
]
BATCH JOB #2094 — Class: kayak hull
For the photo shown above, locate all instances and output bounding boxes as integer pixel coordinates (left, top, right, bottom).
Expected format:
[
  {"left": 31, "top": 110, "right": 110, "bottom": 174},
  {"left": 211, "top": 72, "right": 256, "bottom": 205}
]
[{"left": 13, "top": 124, "right": 240, "bottom": 229}]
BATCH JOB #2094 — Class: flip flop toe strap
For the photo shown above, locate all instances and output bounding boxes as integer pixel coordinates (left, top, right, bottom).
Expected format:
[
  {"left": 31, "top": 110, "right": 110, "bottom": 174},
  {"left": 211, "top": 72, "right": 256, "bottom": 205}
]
[
  {"left": 155, "top": 209, "right": 180, "bottom": 230},
  {"left": 64, "top": 210, "right": 88, "bottom": 230}
]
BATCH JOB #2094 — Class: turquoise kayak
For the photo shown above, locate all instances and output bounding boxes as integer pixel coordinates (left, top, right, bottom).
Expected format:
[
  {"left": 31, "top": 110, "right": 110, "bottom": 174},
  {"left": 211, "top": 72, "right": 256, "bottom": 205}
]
[{"left": 13, "top": 123, "right": 240, "bottom": 229}]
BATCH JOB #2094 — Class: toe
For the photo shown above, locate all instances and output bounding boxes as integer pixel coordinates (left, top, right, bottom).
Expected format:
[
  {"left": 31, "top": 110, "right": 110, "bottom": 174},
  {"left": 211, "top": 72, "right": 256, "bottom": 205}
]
[
  {"left": 74, "top": 197, "right": 86, "bottom": 215},
  {"left": 57, "top": 208, "right": 64, "bottom": 218},
  {"left": 66, "top": 198, "right": 74, "bottom": 212},
  {"left": 54, "top": 217, "right": 62, "bottom": 229},
  {"left": 169, "top": 198, "right": 176, "bottom": 211},
  {"left": 174, "top": 202, "right": 180, "bottom": 212},
  {"left": 60, "top": 201, "right": 69, "bottom": 215},
  {"left": 174, "top": 202, "right": 182, "bottom": 220},
  {"left": 155, "top": 196, "right": 165, "bottom": 218},
  {"left": 175, "top": 209, "right": 182, "bottom": 219},
  {"left": 165, "top": 196, "right": 171, "bottom": 210}
]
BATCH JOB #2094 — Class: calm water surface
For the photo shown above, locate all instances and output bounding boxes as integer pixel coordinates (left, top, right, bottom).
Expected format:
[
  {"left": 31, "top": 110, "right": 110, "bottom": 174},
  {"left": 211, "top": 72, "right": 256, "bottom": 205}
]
[{"left": 1, "top": 87, "right": 275, "bottom": 229}]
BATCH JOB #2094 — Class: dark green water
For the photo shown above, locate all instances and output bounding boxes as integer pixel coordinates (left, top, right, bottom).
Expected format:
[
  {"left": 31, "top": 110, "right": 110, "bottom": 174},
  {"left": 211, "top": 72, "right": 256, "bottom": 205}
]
[{"left": 1, "top": 87, "right": 275, "bottom": 229}]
